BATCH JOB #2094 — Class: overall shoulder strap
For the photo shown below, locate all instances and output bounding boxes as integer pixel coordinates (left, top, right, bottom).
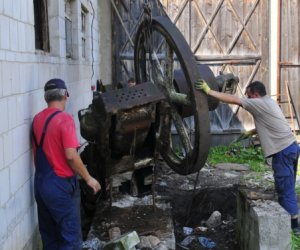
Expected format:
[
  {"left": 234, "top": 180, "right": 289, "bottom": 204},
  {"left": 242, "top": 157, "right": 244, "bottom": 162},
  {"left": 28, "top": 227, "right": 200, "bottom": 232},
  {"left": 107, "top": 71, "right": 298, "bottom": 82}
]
[{"left": 32, "top": 110, "right": 61, "bottom": 148}]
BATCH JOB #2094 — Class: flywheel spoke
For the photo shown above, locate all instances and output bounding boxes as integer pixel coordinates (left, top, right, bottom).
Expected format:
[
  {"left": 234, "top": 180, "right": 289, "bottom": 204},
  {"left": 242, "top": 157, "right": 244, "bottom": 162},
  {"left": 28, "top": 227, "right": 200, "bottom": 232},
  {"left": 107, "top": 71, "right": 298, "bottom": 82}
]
[{"left": 134, "top": 16, "right": 210, "bottom": 175}]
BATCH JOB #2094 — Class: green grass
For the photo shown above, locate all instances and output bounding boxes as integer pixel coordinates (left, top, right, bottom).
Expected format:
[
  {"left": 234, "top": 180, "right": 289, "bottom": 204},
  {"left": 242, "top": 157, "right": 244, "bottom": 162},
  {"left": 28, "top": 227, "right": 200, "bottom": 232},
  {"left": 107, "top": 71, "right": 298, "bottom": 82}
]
[
  {"left": 295, "top": 186, "right": 300, "bottom": 196},
  {"left": 207, "top": 143, "right": 267, "bottom": 172},
  {"left": 291, "top": 232, "right": 300, "bottom": 250}
]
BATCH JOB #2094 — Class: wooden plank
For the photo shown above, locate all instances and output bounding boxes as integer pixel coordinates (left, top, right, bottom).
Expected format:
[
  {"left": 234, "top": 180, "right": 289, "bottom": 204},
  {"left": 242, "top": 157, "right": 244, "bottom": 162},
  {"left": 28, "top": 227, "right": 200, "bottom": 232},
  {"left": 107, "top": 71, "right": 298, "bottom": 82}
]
[
  {"left": 192, "top": 0, "right": 224, "bottom": 53},
  {"left": 280, "top": 0, "right": 300, "bottom": 122},
  {"left": 226, "top": 0, "right": 260, "bottom": 54}
]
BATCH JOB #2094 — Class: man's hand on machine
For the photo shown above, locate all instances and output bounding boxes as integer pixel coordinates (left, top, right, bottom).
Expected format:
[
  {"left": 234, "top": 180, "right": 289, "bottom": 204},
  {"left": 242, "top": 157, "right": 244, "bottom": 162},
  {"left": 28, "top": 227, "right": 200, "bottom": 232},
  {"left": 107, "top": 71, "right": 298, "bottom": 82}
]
[{"left": 194, "top": 79, "right": 211, "bottom": 94}]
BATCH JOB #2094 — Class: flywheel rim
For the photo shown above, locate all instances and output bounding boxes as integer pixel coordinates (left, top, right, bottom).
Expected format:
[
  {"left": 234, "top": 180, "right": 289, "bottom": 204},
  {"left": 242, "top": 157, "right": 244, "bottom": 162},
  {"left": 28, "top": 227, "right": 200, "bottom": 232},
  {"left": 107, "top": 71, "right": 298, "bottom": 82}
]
[{"left": 134, "top": 16, "right": 211, "bottom": 175}]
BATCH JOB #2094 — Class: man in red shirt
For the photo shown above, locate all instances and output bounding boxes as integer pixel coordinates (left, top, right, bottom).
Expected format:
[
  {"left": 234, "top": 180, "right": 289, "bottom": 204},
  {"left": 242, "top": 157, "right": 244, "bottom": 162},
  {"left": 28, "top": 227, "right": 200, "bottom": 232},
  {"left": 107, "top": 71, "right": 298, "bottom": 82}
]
[{"left": 32, "top": 78, "right": 101, "bottom": 250}]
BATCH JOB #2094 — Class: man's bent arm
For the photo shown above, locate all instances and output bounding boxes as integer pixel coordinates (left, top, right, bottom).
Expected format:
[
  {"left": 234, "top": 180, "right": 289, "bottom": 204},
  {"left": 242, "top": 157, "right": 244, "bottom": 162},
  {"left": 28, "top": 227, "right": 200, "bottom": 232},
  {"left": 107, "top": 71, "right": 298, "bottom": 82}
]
[{"left": 65, "top": 148, "right": 101, "bottom": 193}]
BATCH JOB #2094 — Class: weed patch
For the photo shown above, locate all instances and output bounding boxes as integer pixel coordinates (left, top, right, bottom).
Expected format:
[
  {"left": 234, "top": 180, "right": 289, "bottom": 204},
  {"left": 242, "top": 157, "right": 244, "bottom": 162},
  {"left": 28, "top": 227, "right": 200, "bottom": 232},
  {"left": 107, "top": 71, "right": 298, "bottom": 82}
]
[{"left": 208, "top": 143, "right": 267, "bottom": 172}]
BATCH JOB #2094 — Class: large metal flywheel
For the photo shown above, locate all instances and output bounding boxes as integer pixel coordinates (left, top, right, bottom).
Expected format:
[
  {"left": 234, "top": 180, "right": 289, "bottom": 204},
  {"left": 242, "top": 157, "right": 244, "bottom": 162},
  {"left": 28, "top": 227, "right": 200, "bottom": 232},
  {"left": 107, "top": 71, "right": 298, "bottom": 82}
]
[{"left": 134, "top": 15, "right": 211, "bottom": 175}]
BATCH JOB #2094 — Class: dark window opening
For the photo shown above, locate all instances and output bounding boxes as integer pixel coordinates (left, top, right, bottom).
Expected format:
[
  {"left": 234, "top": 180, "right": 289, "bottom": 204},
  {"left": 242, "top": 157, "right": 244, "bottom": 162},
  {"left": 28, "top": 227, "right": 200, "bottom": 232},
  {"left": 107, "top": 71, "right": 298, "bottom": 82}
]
[
  {"left": 33, "top": 0, "right": 50, "bottom": 51},
  {"left": 81, "top": 5, "right": 88, "bottom": 58},
  {"left": 65, "top": 0, "right": 73, "bottom": 58},
  {"left": 65, "top": 17, "right": 72, "bottom": 57}
]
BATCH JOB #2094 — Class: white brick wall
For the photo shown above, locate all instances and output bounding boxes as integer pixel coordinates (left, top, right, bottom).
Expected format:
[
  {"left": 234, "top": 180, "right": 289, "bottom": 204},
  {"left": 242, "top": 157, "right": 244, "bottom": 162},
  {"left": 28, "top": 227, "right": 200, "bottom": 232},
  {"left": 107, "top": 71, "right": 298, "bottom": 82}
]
[
  {"left": 10, "top": 152, "right": 32, "bottom": 195},
  {"left": 0, "top": 98, "right": 8, "bottom": 134},
  {"left": 0, "top": 0, "right": 102, "bottom": 248},
  {"left": 0, "top": 0, "right": 3, "bottom": 14},
  {"left": 3, "top": 0, "right": 12, "bottom": 17},
  {"left": 2, "top": 62, "right": 13, "bottom": 96},
  {"left": 20, "top": 0, "right": 29, "bottom": 24},
  {"left": 0, "top": 205, "right": 8, "bottom": 245},
  {"left": 0, "top": 137, "right": 4, "bottom": 170},
  {"left": 9, "top": 19, "right": 19, "bottom": 51},
  {"left": 0, "top": 168, "right": 9, "bottom": 206},
  {"left": 12, "top": 0, "right": 21, "bottom": 20},
  {"left": 0, "top": 16, "right": 10, "bottom": 50}
]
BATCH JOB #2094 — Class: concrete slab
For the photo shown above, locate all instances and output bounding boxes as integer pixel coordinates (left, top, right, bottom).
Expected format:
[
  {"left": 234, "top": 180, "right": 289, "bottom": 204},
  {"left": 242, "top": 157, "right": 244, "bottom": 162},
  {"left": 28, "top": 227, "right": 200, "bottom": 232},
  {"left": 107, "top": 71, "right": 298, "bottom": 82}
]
[{"left": 237, "top": 189, "right": 291, "bottom": 250}]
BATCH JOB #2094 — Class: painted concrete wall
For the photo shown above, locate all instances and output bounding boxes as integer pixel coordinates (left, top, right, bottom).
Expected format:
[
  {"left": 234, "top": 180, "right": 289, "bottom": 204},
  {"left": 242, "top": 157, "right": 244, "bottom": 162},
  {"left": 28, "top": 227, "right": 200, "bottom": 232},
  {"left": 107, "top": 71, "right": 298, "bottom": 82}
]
[{"left": 0, "top": 0, "right": 107, "bottom": 249}]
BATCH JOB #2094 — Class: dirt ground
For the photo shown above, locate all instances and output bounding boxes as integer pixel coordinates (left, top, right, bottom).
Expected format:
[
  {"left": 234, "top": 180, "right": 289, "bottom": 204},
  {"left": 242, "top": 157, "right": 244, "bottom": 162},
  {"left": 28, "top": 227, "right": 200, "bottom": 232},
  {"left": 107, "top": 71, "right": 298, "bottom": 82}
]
[
  {"left": 155, "top": 160, "right": 241, "bottom": 250},
  {"left": 81, "top": 158, "right": 273, "bottom": 249}
]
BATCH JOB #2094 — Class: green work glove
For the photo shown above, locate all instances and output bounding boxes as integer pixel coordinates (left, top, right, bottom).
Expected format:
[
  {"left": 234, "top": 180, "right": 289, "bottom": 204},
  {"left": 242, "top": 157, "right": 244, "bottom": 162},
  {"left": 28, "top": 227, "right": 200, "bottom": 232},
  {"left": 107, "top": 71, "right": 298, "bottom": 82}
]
[
  {"left": 239, "top": 130, "right": 252, "bottom": 140},
  {"left": 194, "top": 79, "right": 211, "bottom": 94}
]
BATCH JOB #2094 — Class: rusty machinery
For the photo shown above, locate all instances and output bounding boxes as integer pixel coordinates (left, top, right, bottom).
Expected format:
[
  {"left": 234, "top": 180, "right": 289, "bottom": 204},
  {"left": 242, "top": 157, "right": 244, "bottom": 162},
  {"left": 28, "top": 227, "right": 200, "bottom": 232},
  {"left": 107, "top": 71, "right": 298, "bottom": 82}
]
[{"left": 78, "top": 12, "right": 239, "bottom": 208}]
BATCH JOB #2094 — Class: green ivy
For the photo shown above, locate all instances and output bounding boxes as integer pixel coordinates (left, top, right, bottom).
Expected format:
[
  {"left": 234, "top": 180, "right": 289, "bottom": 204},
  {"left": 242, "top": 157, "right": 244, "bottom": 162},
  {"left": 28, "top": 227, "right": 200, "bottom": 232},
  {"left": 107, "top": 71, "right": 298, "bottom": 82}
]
[{"left": 207, "top": 143, "right": 267, "bottom": 172}]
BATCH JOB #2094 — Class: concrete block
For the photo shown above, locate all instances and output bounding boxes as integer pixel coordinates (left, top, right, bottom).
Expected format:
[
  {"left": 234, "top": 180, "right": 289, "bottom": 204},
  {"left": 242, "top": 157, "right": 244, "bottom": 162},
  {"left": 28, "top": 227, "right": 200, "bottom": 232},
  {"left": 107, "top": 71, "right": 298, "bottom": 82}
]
[
  {"left": 27, "top": 1, "right": 34, "bottom": 25},
  {"left": 5, "top": 196, "right": 17, "bottom": 234},
  {"left": 48, "top": 0, "right": 60, "bottom": 18},
  {"left": 3, "top": 0, "right": 12, "bottom": 16},
  {"left": 14, "top": 199, "right": 36, "bottom": 249},
  {"left": 12, "top": 124, "right": 31, "bottom": 158},
  {"left": 18, "top": 22, "right": 26, "bottom": 52},
  {"left": 0, "top": 0, "right": 3, "bottom": 14},
  {"left": 20, "top": 63, "right": 34, "bottom": 93},
  {"left": 10, "top": 152, "right": 32, "bottom": 195},
  {"left": 3, "top": 131, "right": 13, "bottom": 166},
  {"left": 25, "top": 25, "right": 35, "bottom": 52},
  {"left": 0, "top": 98, "right": 8, "bottom": 134},
  {"left": 22, "top": 93, "right": 32, "bottom": 121},
  {"left": 21, "top": 177, "right": 35, "bottom": 210},
  {"left": 37, "top": 64, "right": 51, "bottom": 87},
  {"left": 9, "top": 19, "right": 19, "bottom": 51},
  {"left": 2, "top": 219, "right": 22, "bottom": 250},
  {"left": 14, "top": 124, "right": 27, "bottom": 158},
  {"left": 0, "top": 136, "right": 4, "bottom": 169},
  {"left": 103, "top": 231, "right": 140, "bottom": 250},
  {"left": 48, "top": 16, "right": 61, "bottom": 39},
  {"left": 5, "top": 51, "right": 18, "bottom": 61},
  {"left": 0, "top": 168, "right": 10, "bottom": 206},
  {"left": 2, "top": 62, "right": 12, "bottom": 96},
  {"left": 0, "top": 206, "right": 8, "bottom": 243},
  {"left": 16, "top": 95, "right": 25, "bottom": 126},
  {"left": 8, "top": 96, "right": 17, "bottom": 129},
  {"left": 20, "top": 0, "right": 27, "bottom": 23},
  {"left": 237, "top": 189, "right": 291, "bottom": 250},
  {"left": 20, "top": 207, "right": 38, "bottom": 247},
  {"left": 12, "top": 0, "right": 21, "bottom": 20},
  {"left": 0, "top": 16, "right": 10, "bottom": 50}
]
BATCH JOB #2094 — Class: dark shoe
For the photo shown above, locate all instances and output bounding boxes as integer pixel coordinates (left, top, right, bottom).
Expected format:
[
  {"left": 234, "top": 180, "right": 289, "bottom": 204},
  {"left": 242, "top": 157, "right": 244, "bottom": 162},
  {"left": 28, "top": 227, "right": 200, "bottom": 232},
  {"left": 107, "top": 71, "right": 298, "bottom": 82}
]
[{"left": 293, "top": 227, "right": 300, "bottom": 236}]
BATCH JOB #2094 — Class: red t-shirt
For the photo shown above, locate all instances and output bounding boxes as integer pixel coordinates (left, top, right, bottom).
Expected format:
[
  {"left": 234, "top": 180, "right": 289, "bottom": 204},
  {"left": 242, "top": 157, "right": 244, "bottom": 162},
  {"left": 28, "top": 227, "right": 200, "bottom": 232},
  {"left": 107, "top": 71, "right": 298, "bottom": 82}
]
[{"left": 32, "top": 107, "right": 80, "bottom": 177}]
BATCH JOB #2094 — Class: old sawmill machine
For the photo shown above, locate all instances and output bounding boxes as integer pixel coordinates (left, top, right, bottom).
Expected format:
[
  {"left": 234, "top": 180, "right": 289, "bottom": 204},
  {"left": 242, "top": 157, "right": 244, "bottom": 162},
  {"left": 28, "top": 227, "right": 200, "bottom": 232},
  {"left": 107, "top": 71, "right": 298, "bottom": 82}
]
[{"left": 78, "top": 8, "right": 239, "bottom": 210}]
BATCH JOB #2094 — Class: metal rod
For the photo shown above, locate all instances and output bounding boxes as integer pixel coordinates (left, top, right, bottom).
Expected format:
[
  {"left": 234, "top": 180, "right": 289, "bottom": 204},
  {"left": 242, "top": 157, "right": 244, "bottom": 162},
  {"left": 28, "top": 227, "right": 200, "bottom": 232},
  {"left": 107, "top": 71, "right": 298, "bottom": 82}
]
[
  {"left": 185, "top": 169, "right": 201, "bottom": 225},
  {"left": 287, "top": 84, "right": 300, "bottom": 130},
  {"left": 280, "top": 63, "right": 300, "bottom": 67},
  {"left": 195, "top": 54, "right": 261, "bottom": 61},
  {"left": 285, "top": 81, "right": 296, "bottom": 135},
  {"left": 277, "top": 0, "right": 281, "bottom": 101}
]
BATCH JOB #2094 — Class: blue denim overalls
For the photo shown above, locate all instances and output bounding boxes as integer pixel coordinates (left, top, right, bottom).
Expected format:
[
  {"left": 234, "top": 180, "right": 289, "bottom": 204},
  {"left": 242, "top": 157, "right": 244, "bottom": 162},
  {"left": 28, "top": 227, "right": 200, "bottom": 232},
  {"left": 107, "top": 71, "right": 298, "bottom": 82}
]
[
  {"left": 272, "top": 141, "right": 300, "bottom": 216},
  {"left": 32, "top": 111, "right": 82, "bottom": 250}
]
